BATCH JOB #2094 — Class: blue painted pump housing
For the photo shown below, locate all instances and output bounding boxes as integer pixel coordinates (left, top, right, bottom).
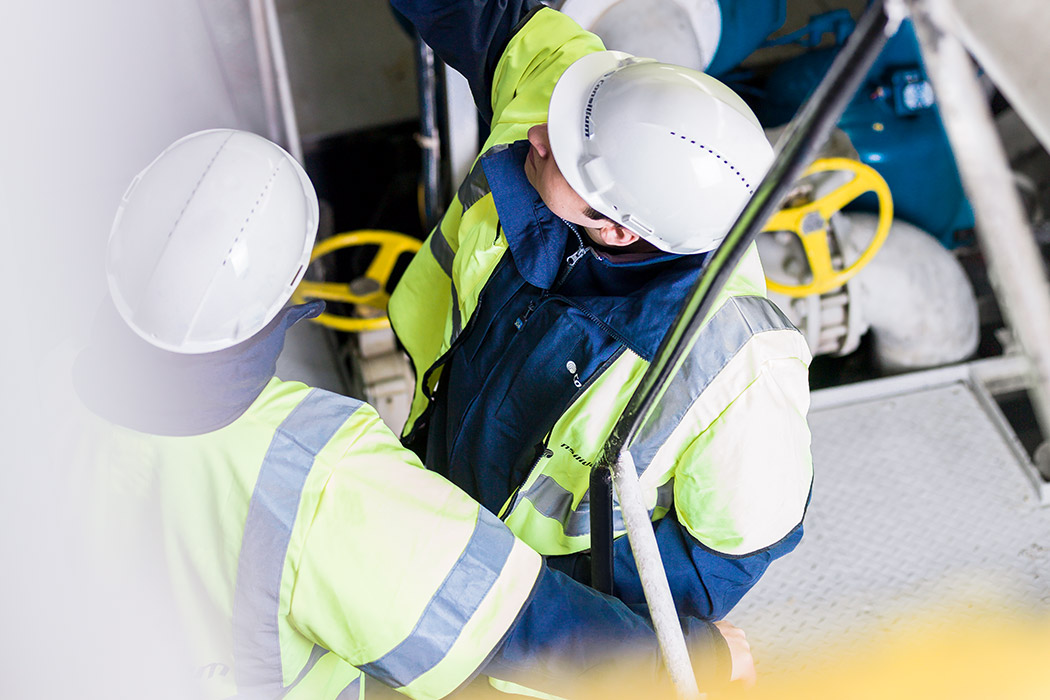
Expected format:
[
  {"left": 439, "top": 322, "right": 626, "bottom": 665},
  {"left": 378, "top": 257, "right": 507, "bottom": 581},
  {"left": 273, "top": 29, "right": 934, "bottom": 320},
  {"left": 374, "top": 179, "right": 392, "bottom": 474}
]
[
  {"left": 704, "top": 0, "right": 786, "bottom": 77},
  {"left": 748, "top": 16, "right": 975, "bottom": 248}
]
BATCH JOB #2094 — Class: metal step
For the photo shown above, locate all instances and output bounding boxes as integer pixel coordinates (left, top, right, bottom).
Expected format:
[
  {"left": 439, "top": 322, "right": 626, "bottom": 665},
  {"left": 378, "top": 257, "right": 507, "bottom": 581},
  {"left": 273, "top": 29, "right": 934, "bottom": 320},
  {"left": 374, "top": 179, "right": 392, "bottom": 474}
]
[{"left": 731, "top": 355, "right": 1050, "bottom": 677}]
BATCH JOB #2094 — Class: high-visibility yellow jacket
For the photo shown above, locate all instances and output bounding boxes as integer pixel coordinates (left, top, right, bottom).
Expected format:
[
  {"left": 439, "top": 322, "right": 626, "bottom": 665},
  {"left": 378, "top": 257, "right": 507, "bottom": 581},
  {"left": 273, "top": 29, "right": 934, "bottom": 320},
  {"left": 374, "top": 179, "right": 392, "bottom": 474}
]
[
  {"left": 75, "top": 301, "right": 730, "bottom": 699},
  {"left": 81, "top": 377, "right": 541, "bottom": 700},
  {"left": 389, "top": 2, "right": 814, "bottom": 618}
]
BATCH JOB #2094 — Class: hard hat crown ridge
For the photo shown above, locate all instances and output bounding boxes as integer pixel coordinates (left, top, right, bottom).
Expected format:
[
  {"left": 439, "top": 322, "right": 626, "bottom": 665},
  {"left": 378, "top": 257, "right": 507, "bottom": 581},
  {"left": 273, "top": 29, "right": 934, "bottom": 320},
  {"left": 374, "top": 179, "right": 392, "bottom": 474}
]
[
  {"left": 107, "top": 129, "right": 318, "bottom": 354},
  {"left": 548, "top": 52, "right": 774, "bottom": 254}
]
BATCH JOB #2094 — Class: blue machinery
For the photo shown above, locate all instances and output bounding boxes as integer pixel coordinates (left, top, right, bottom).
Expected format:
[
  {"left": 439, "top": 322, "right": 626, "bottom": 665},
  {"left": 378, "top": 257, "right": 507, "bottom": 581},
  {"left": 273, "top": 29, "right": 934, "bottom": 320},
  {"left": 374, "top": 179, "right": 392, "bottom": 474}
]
[{"left": 749, "top": 8, "right": 974, "bottom": 248}]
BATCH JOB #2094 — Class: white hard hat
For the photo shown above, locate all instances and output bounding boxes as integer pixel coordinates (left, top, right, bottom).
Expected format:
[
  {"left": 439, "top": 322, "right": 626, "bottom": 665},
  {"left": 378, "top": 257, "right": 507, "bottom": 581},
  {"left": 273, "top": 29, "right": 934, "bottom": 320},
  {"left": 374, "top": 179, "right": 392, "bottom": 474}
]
[
  {"left": 547, "top": 52, "right": 774, "bottom": 254},
  {"left": 107, "top": 129, "right": 318, "bottom": 354}
]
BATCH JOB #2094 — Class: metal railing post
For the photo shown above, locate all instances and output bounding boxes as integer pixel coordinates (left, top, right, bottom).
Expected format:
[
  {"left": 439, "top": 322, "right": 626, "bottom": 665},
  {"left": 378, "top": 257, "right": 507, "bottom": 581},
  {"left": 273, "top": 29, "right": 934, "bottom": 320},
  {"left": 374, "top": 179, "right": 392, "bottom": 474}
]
[{"left": 904, "top": 0, "right": 1050, "bottom": 474}]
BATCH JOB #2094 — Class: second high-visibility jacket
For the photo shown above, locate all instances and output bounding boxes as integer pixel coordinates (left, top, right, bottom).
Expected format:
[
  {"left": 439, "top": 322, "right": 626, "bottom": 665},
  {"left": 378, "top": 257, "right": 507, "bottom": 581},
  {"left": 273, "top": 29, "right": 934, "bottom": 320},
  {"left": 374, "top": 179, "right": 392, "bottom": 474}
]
[
  {"left": 389, "top": 1, "right": 814, "bottom": 619},
  {"left": 75, "top": 300, "right": 730, "bottom": 699}
]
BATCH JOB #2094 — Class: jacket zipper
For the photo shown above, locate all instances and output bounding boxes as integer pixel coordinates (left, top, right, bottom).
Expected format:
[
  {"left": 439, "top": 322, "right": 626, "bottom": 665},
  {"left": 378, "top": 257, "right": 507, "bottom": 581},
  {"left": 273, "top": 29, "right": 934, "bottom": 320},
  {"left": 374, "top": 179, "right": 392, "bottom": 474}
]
[
  {"left": 500, "top": 434, "right": 554, "bottom": 520},
  {"left": 513, "top": 225, "right": 588, "bottom": 332},
  {"left": 500, "top": 345, "right": 628, "bottom": 522},
  {"left": 558, "top": 221, "right": 589, "bottom": 288}
]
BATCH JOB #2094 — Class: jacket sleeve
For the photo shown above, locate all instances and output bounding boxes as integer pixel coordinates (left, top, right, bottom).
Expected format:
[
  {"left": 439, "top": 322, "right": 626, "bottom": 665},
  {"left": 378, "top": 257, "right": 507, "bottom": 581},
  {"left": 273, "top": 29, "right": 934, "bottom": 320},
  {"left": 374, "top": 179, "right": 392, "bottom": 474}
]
[
  {"left": 287, "top": 404, "right": 544, "bottom": 700},
  {"left": 614, "top": 511, "right": 805, "bottom": 620},
  {"left": 550, "top": 297, "right": 813, "bottom": 619},
  {"left": 484, "top": 565, "right": 730, "bottom": 693},
  {"left": 656, "top": 323, "right": 813, "bottom": 617},
  {"left": 546, "top": 513, "right": 803, "bottom": 621},
  {"left": 288, "top": 403, "right": 729, "bottom": 698},
  {"left": 389, "top": 0, "right": 542, "bottom": 122}
]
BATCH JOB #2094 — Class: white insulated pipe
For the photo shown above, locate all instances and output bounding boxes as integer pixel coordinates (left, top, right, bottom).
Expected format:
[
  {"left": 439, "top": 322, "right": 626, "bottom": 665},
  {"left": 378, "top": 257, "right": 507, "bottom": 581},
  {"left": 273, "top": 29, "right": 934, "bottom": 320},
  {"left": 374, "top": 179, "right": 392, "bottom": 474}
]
[
  {"left": 613, "top": 451, "right": 701, "bottom": 700},
  {"left": 902, "top": 0, "right": 1050, "bottom": 452}
]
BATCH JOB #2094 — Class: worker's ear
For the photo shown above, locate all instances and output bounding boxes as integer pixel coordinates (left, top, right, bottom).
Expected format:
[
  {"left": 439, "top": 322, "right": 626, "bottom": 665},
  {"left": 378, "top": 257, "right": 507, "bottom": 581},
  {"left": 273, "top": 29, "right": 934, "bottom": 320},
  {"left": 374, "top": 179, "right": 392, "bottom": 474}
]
[{"left": 592, "top": 221, "right": 639, "bottom": 247}]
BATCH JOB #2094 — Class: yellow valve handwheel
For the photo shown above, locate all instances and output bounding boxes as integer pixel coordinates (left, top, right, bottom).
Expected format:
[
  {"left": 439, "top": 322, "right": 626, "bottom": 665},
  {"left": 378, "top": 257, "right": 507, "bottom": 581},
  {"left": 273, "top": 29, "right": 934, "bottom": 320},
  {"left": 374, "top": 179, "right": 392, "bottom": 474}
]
[
  {"left": 292, "top": 230, "right": 422, "bottom": 333},
  {"left": 763, "top": 157, "right": 893, "bottom": 298}
]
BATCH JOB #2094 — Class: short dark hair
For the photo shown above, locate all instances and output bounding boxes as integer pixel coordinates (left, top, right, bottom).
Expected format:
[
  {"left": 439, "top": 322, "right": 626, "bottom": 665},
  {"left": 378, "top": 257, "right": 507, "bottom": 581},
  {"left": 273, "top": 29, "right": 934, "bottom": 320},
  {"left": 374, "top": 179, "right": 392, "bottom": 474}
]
[{"left": 583, "top": 205, "right": 613, "bottom": 222}]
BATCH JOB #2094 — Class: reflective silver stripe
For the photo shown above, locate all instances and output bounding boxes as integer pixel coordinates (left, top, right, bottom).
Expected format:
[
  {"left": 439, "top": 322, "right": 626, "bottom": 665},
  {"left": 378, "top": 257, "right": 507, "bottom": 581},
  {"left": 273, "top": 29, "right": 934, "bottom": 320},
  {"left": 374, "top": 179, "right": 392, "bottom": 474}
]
[
  {"left": 520, "top": 475, "right": 621, "bottom": 537},
  {"left": 654, "top": 478, "right": 674, "bottom": 511},
  {"left": 628, "top": 295, "right": 800, "bottom": 477},
  {"left": 282, "top": 645, "right": 327, "bottom": 696},
  {"left": 232, "top": 390, "right": 364, "bottom": 695},
  {"left": 456, "top": 159, "right": 491, "bottom": 212},
  {"left": 426, "top": 229, "right": 462, "bottom": 341},
  {"left": 336, "top": 675, "right": 361, "bottom": 699},
  {"left": 520, "top": 475, "right": 678, "bottom": 538},
  {"left": 450, "top": 282, "right": 463, "bottom": 342},
  {"left": 428, "top": 229, "right": 455, "bottom": 278},
  {"left": 358, "top": 508, "right": 515, "bottom": 689}
]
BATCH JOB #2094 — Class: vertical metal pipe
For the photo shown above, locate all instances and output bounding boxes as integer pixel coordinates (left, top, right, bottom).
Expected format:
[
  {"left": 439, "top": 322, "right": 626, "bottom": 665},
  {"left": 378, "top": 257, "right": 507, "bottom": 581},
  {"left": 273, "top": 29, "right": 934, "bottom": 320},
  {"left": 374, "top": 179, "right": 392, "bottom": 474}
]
[
  {"left": 588, "top": 466, "right": 614, "bottom": 593},
  {"left": 588, "top": 1, "right": 896, "bottom": 694},
  {"left": 247, "top": 0, "right": 282, "bottom": 146},
  {"left": 904, "top": 0, "right": 1050, "bottom": 474},
  {"left": 260, "top": 0, "right": 303, "bottom": 163},
  {"left": 415, "top": 36, "right": 444, "bottom": 231},
  {"left": 614, "top": 451, "right": 702, "bottom": 699}
]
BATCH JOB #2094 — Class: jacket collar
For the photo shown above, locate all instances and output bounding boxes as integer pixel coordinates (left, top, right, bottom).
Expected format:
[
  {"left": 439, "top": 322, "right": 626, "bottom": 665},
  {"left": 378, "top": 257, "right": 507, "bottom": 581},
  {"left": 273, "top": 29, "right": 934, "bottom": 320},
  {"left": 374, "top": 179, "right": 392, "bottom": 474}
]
[
  {"left": 74, "top": 299, "right": 324, "bottom": 436},
  {"left": 482, "top": 140, "right": 567, "bottom": 289},
  {"left": 481, "top": 141, "right": 711, "bottom": 360}
]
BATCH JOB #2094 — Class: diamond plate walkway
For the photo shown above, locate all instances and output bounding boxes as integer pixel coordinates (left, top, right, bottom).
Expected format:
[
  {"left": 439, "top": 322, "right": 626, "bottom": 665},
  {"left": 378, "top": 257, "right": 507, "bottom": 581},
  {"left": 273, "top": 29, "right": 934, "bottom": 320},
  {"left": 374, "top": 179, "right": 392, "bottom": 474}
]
[{"left": 729, "top": 357, "right": 1050, "bottom": 678}]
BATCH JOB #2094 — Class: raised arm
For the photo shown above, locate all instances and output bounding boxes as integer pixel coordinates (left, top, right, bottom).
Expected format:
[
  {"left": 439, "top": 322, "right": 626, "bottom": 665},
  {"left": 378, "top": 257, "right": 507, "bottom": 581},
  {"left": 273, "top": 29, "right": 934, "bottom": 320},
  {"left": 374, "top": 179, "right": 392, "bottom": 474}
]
[{"left": 391, "top": 0, "right": 542, "bottom": 121}]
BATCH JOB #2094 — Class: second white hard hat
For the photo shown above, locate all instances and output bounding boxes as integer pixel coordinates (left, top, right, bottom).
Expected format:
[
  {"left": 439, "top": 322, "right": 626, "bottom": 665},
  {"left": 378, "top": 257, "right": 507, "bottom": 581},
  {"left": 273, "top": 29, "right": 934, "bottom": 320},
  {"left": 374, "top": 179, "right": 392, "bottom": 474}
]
[
  {"left": 548, "top": 51, "right": 774, "bottom": 254},
  {"left": 107, "top": 129, "right": 318, "bottom": 354}
]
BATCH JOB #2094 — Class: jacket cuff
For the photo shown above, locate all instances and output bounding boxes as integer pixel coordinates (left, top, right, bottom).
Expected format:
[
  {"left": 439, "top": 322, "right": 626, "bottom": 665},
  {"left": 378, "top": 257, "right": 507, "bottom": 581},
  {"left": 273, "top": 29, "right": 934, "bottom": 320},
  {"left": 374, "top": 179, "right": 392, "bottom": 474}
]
[{"left": 681, "top": 617, "right": 732, "bottom": 687}]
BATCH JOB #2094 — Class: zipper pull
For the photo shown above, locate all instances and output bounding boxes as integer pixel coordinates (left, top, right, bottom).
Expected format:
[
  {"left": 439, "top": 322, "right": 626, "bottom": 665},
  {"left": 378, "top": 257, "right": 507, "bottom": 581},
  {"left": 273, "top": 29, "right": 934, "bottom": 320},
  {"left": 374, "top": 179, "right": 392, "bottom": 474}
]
[
  {"left": 514, "top": 301, "right": 536, "bottom": 330},
  {"left": 566, "top": 246, "right": 588, "bottom": 268},
  {"left": 563, "top": 220, "right": 588, "bottom": 270}
]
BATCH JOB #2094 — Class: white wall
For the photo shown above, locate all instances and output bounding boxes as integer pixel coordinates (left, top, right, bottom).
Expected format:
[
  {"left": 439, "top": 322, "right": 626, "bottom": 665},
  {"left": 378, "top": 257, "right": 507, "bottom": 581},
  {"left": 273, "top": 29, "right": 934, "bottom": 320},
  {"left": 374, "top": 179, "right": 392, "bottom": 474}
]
[
  {"left": 2, "top": 3, "right": 245, "bottom": 697},
  {"left": 2, "top": 3, "right": 414, "bottom": 694}
]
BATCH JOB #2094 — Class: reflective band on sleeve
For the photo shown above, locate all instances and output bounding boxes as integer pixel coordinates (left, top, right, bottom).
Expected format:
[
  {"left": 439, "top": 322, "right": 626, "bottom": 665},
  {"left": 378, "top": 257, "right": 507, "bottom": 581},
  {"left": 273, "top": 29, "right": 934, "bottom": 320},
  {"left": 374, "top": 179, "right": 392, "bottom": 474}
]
[
  {"left": 629, "top": 295, "right": 800, "bottom": 477},
  {"left": 232, "top": 390, "right": 364, "bottom": 695},
  {"left": 429, "top": 229, "right": 455, "bottom": 278},
  {"left": 357, "top": 508, "right": 516, "bottom": 689},
  {"left": 426, "top": 228, "right": 463, "bottom": 341},
  {"left": 655, "top": 479, "right": 674, "bottom": 511},
  {"left": 457, "top": 160, "right": 491, "bottom": 212}
]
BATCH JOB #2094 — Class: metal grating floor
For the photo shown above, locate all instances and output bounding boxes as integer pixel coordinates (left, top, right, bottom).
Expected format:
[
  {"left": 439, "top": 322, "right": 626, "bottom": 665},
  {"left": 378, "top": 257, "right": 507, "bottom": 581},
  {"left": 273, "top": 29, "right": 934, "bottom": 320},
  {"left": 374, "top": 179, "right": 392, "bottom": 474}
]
[{"left": 729, "top": 372, "right": 1050, "bottom": 678}]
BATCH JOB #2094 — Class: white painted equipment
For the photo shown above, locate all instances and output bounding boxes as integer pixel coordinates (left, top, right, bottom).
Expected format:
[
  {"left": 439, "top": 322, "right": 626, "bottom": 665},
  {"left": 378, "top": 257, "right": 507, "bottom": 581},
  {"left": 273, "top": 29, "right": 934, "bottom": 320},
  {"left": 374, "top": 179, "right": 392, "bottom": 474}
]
[
  {"left": 558, "top": 0, "right": 723, "bottom": 71},
  {"left": 757, "top": 151, "right": 979, "bottom": 370}
]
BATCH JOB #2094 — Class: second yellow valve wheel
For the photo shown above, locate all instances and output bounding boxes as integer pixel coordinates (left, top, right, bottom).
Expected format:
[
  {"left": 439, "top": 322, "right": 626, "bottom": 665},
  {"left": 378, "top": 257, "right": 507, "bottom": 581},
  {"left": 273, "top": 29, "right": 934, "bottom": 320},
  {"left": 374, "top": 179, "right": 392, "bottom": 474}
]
[{"left": 763, "top": 157, "right": 893, "bottom": 298}]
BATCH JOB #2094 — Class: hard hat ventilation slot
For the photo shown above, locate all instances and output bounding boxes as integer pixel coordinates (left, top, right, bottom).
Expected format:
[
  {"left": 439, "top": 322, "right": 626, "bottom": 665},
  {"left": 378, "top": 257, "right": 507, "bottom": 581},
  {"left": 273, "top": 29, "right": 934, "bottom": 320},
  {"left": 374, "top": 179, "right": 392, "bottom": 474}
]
[
  {"left": 669, "top": 131, "right": 755, "bottom": 194},
  {"left": 169, "top": 133, "right": 233, "bottom": 241},
  {"left": 583, "top": 77, "right": 608, "bottom": 139}
]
